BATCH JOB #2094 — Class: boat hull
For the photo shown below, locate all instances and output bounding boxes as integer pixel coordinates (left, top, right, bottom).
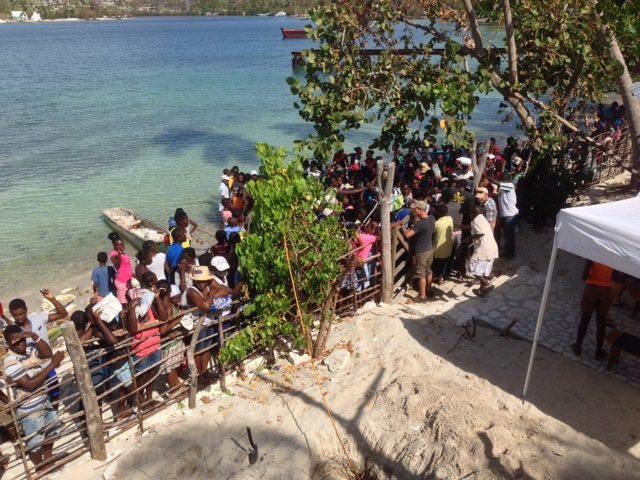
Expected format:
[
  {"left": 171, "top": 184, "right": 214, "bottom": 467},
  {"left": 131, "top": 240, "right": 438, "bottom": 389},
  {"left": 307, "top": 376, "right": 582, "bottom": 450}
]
[
  {"left": 281, "top": 28, "right": 307, "bottom": 39},
  {"left": 102, "top": 207, "right": 217, "bottom": 255}
]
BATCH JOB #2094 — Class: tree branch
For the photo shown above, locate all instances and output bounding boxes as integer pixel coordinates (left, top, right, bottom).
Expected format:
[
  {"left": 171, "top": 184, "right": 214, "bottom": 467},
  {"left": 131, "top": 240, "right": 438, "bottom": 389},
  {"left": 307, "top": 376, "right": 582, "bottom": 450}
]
[
  {"left": 562, "top": 59, "right": 585, "bottom": 108},
  {"left": 501, "top": 0, "right": 518, "bottom": 85},
  {"left": 462, "top": 0, "right": 485, "bottom": 54}
]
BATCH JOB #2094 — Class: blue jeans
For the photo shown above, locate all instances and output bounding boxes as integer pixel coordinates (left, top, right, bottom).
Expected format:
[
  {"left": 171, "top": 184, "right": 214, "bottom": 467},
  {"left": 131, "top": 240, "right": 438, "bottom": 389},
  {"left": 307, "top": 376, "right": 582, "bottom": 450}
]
[
  {"left": 502, "top": 215, "right": 518, "bottom": 258},
  {"left": 21, "top": 406, "right": 60, "bottom": 452}
]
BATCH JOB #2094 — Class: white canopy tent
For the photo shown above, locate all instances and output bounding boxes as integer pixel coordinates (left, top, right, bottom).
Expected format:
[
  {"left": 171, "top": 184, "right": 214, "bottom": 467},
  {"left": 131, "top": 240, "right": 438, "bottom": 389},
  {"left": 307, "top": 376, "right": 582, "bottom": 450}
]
[{"left": 523, "top": 195, "right": 640, "bottom": 397}]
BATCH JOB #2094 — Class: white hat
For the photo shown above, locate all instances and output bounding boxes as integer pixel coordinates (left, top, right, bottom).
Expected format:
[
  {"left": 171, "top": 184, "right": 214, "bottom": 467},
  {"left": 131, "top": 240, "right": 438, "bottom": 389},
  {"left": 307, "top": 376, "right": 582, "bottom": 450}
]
[
  {"left": 250, "top": 170, "right": 258, "bottom": 176},
  {"left": 170, "top": 285, "right": 181, "bottom": 298},
  {"left": 221, "top": 174, "right": 231, "bottom": 181},
  {"left": 210, "top": 256, "right": 230, "bottom": 271},
  {"left": 457, "top": 156, "right": 472, "bottom": 166}
]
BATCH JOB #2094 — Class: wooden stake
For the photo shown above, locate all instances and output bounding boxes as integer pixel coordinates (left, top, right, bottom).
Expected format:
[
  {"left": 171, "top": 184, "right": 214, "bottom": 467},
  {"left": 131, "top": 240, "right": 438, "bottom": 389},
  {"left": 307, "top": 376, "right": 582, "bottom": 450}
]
[
  {"left": 187, "top": 316, "right": 205, "bottom": 409},
  {"left": 61, "top": 321, "right": 107, "bottom": 461},
  {"left": 217, "top": 319, "right": 228, "bottom": 394},
  {"left": 378, "top": 160, "right": 396, "bottom": 303}
]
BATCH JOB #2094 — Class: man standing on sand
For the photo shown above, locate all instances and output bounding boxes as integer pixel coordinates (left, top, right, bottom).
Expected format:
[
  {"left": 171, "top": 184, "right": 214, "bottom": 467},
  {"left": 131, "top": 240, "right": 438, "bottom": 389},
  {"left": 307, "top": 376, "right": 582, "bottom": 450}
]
[
  {"left": 3, "top": 324, "right": 65, "bottom": 471},
  {"left": 400, "top": 201, "right": 435, "bottom": 302},
  {"left": 8, "top": 290, "right": 68, "bottom": 408},
  {"left": 466, "top": 206, "right": 499, "bottom": 296},
  {"left": 496, "top": 181, "right": 519, "bottom": 258},
  {"left": 218, "top": 173, "right": 231, "bottom": 212},
  {"left": 8, "top": 290, "right": 68, "bottom": 346}
]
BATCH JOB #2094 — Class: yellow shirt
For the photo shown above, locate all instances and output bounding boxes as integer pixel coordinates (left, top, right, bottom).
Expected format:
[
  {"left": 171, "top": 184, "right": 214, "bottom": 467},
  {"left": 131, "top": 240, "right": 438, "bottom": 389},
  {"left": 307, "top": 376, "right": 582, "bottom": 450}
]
[
  {"left": 433, "top": 216, "right": 454, "bottom": 259},
  {"left": 168, "top": 228, "right": 191, "bottom": 248}
]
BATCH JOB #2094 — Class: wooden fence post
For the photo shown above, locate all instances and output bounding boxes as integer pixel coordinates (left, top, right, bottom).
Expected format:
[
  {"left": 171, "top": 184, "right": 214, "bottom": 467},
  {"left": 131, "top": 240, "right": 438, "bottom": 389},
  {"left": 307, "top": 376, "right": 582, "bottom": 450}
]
[
  {"left": 217, "top": 319, "right": 228, "bottom": 394},
  {"left": 187, "top": 316, "right": 205, "bottom": 409},
  {"left": 378, "top": 160, "right": 396, "bottom": 304},
  {"left": 61, "top": 321, "right": 107, "bottom": 461}
]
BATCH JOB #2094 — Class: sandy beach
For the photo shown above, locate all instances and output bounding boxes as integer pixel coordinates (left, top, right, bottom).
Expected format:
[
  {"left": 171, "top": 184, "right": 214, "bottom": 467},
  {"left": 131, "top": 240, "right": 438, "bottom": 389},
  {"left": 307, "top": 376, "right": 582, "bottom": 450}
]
[
  {"left": 40, "top": 172, "right": 638, "bottom": 480},
  {"left": 3, "top": 173, "right": 637, "bottom": 480},
  {"left": 54, "top": 295, "right": 640, "bottom": 479}
]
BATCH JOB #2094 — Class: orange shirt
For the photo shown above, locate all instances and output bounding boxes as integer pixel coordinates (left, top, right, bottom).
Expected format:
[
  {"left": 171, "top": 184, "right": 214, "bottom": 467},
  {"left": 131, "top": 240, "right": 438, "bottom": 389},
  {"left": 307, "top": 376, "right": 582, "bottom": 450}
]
[{"left": 586, "top": 262, "right": 613, "bottom": 287}]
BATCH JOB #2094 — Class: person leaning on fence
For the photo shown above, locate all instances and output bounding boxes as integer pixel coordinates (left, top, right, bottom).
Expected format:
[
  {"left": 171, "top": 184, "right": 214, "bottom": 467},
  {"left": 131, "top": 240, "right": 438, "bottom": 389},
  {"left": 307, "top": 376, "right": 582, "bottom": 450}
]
[
  {"left": 2, "top": 324, "right": 64, "bottom": 471},
  {"left": 125, "top": 272, "right": 163, "bottom": 410},
  {"left": 400, "top": 200, "right": 435, "bottom": 303},
  {"left": 156, "top": 281, "right": 188, "bottom": 394},
  {"left": 9, "top": 291, "right": 68, "bottom": 409},
  {"left": 72, "top": 306, "right": 125, "bottom": 406},
  {"left": 183, "top": 266, "right": 232, "bottom": 376}
]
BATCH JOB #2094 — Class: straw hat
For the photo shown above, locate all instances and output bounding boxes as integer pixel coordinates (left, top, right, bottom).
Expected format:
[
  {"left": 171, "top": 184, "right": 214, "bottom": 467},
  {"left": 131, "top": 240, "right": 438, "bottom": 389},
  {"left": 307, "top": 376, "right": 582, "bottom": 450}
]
[{"left": 188, "top": 266, "right": 214, "bottom": 281}]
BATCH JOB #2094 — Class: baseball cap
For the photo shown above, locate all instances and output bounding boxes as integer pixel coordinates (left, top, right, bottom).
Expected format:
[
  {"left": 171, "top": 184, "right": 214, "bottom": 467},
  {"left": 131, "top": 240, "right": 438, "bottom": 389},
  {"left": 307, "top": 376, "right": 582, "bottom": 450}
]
[{"left": 210, "top": 256, "right": 230, "bottom": 271}]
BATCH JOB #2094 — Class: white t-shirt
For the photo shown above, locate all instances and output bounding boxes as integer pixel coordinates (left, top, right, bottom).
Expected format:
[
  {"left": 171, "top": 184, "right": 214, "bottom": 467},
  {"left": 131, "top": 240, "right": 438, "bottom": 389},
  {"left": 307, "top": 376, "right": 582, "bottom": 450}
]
[
  {"left": 218, "top": 182, "right": 230, "bottom": 211},
  {"left": 148, "top": 252, "right": 167, "bottom": 281},
  {"left": 498, "top": 182, "right": 519, "bottom": 217},
  {"left": 24, "top": 313, "right": 51, "bottom": 346}
]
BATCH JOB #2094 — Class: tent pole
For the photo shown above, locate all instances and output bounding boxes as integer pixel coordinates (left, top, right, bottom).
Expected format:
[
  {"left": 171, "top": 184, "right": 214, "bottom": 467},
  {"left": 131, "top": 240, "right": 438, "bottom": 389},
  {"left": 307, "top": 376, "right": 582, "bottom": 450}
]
[{"left": 522, "top": 236, "right": 558, "bottom": 398}]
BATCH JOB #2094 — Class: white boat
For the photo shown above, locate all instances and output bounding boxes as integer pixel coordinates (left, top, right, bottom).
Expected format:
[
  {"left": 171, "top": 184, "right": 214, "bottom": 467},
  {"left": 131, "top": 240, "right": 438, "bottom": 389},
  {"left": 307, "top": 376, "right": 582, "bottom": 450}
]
[
  {"left": 102, "top": 207, "right": 216, "bottom": 254},
  {"left": 274, "top": 11, "right": 287, "bottom": 17},
  {"left": 102, "top": 207, "right": 168, "bottom": 252}
]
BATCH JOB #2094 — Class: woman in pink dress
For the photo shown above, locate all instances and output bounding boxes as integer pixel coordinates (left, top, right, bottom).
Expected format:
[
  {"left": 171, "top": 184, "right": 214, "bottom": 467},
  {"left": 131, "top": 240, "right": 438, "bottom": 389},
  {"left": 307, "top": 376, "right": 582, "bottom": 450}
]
[{"left": 108, "top": 232, "right": 134, "bottom": 305}]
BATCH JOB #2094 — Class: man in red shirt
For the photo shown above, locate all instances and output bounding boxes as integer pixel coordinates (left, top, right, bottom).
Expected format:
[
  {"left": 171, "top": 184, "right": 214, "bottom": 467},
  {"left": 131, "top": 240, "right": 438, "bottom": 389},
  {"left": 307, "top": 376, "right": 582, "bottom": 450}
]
[{"left": 571, "top": 260, "right": 613, "bottom": 359}]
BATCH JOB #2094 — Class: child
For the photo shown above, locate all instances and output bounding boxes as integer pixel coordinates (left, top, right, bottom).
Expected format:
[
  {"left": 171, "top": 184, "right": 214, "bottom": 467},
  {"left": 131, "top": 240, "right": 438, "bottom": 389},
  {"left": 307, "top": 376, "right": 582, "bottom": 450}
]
[{"left": 92, "top": 252, "right": 116, "bottom": 298}]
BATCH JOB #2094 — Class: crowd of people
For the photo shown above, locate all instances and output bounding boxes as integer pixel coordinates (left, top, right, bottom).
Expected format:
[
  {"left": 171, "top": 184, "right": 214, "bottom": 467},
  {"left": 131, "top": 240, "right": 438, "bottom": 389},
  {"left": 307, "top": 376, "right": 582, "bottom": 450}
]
[
  {"left": 0, "top": 201, "right": 252, "bottom": 471},
  {"left": 0, "top": 110, "right": 634, "bottom": 473},
  {"left": 315, "top": 138, "right": 525, "bottom": 301}
]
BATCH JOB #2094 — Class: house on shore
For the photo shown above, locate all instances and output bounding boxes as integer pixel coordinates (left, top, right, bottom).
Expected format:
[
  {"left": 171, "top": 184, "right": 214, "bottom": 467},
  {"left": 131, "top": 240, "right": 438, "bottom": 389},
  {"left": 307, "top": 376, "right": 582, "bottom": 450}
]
[{"left": 11, "top": 11, "right": 29, "bottom": 22}]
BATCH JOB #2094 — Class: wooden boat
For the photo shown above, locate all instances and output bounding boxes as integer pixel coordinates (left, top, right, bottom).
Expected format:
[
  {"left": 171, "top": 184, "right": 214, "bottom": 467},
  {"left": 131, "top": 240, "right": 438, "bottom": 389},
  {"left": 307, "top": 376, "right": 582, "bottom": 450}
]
[
  {"left": 102, "top": 207, "right": 216, "bottom": 254},
  {"left": 281, "top": 28, "right": 307, "bottom": 39}
]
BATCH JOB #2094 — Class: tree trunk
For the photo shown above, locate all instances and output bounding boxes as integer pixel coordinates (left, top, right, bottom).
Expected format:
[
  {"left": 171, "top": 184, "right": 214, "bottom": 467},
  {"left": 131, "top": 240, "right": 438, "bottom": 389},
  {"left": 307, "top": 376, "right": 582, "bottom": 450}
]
[
  {"left": 378, "top": 160, "right": 396, "bottom": 304},
  {"left": 313, "top": 288, "right": 339, "bottom": 358},
  {"left": 501, "top": 0, "right": 518, "bottom": 85},
  {"left": 607, "top": 32, "right": 640, "bottom": 191},
  {"left": 471, "top": 139, "right": 491, "bottom": 190},
  {"left": 313, "top": 287, "right": 338, "bottom": 358}
]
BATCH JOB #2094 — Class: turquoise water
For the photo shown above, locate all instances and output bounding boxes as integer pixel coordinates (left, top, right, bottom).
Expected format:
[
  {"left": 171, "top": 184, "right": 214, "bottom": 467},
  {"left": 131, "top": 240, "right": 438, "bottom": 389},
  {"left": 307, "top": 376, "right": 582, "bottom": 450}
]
[{"left": 0, "top": 17, "right": 517, "bottom": 298}]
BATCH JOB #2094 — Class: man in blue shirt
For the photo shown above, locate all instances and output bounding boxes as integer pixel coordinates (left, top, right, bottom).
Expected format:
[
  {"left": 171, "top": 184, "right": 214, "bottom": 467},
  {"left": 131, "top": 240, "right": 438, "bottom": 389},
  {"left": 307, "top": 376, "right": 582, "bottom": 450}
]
[{"left": 165, "top": 229, "right": 186, "bottom": 279}]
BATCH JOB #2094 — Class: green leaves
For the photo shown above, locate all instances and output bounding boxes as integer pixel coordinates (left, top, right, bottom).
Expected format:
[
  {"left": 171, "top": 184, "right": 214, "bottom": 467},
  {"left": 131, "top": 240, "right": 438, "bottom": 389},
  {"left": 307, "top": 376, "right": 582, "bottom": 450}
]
[{"left": 221, "top": 143, "right": 350, "bottom": 365}]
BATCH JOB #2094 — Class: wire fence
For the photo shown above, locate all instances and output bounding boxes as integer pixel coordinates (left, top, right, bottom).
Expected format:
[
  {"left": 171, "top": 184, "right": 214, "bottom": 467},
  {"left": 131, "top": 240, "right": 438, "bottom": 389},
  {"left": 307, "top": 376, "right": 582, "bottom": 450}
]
[{"left": 0, "top": 254, "right": 382, "bottom": 479}]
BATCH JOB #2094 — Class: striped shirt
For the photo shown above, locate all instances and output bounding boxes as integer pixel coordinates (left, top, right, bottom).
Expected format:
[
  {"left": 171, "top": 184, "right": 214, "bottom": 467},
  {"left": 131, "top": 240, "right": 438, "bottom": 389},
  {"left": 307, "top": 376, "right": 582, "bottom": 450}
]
[
  {"left": 3, "top": 346, "right": 49, "bottom": 416},
  {"left": 484, "top": 198, "right": 497, "bottom": 224}
]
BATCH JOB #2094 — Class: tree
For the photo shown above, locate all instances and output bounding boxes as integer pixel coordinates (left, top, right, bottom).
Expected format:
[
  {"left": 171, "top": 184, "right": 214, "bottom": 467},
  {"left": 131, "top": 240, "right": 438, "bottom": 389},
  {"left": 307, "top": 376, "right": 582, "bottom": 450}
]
[
  {"left": 220, "top": 144, "right": 351, "bottom": 364},
  {"left": 289, "top": 0, "right": 638, "bottom": 183}
]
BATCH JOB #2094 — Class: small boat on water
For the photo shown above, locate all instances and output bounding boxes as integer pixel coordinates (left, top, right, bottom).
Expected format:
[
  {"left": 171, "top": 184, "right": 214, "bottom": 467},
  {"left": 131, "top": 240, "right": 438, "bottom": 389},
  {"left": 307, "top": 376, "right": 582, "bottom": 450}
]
[
  {"left": 102, "top": 207, "right": 216, "bottom": 254},
  {"left": 274, "top": 11, "right": 287, "bottom": 17},
  {"left": 281, "top": 28, "right": 307, "bottom": 39}
]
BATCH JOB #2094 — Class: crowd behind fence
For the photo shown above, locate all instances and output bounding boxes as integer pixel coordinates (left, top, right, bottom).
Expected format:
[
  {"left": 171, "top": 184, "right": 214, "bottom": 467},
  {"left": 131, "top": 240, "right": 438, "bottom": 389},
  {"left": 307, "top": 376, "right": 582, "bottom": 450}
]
[
  {"left": 570, "top": 125, "right": 632, "bottom": 187},
  {"left": 0, "top": 254, "right": 385, "bottom": 479}
]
